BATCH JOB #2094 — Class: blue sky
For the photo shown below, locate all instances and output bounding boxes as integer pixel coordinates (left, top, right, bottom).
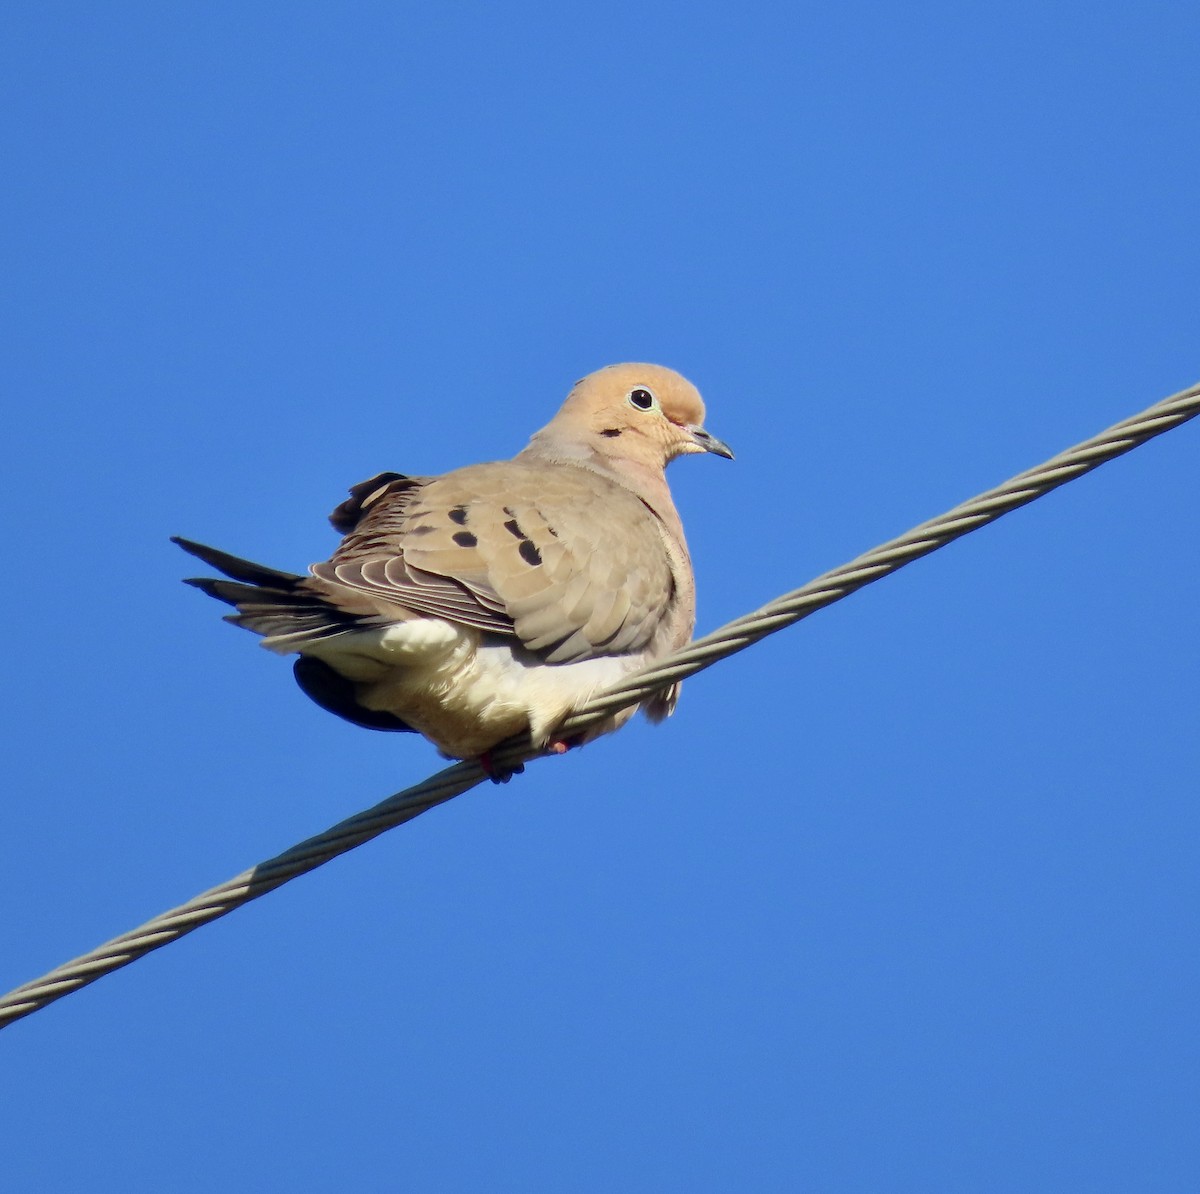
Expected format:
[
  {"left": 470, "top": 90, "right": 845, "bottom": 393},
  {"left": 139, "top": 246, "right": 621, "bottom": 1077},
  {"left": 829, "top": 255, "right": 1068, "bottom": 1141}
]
[{"left": 3, "top": 3, "right": 1198, "bottom": 1190}]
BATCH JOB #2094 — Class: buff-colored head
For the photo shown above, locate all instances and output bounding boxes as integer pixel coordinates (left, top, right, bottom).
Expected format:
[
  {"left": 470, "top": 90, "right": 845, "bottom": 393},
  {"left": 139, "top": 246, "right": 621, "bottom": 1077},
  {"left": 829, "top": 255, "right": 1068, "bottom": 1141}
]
[{"left": 524, "top": 363, "right": 733, "bottom": 471}]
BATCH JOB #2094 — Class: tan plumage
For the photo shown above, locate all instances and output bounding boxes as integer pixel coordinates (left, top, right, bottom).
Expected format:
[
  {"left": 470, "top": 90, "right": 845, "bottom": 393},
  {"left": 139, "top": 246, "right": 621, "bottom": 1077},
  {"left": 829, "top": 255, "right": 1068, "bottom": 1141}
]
[{"left": 175, "top": 363, "right": 732, "bottom": 764}]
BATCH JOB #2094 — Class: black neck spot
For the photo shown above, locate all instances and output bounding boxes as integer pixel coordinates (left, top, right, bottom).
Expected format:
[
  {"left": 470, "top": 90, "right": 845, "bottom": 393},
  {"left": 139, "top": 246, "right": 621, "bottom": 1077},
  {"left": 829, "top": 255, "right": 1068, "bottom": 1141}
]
[{"left": 600, "top": 428, "right": 622, "bottom": 438}]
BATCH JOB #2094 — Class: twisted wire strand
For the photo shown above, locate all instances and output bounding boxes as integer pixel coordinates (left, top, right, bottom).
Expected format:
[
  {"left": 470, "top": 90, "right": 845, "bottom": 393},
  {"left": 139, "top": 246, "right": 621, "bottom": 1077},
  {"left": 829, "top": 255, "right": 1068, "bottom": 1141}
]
[{"left": 2, "top": 378, "right": 1197, "bottom": 1030}]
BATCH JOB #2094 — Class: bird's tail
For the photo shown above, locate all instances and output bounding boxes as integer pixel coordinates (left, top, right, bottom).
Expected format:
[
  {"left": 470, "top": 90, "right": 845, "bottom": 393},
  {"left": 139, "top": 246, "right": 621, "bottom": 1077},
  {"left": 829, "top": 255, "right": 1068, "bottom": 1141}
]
[{"left": 172, "top": 536, "right": 360, "bottom": 650}]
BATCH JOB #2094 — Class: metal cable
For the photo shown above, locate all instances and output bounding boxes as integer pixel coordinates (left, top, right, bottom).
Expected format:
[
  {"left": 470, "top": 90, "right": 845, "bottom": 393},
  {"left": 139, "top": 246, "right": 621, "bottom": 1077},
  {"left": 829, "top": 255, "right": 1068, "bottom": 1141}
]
[{"left": 2, "top": 378, "right": 1197, "bottom": 1030}]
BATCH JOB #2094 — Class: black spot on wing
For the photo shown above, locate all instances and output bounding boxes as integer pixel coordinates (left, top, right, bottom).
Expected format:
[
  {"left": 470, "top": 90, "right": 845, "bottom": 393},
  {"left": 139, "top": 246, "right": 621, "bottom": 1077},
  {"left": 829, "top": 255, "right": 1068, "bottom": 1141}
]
[
  {"left": 518, "top": 539, "right": 542, "bottom": 567},
  {"left": 452, "top": 531, "right": 478, "bottom": 548},
  {"left": 448, "top": 506, "right": 468, "bottom": 525},
  {"left": 503, "top": 518, "right": 527, "bottom": 540}
]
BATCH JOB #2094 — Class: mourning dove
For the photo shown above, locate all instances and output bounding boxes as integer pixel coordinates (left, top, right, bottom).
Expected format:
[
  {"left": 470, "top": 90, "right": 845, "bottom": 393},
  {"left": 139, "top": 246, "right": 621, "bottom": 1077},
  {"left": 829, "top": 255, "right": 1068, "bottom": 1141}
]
[{"left": 175, "top": 363, "right": 732, "bottom": 771}]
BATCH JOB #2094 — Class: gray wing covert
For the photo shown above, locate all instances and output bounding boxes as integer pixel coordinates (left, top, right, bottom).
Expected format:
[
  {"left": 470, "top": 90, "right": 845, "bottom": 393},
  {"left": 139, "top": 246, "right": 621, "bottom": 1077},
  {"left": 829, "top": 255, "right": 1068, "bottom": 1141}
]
[{"left": 311, "top": 462, "right": 675, "bottom": 663}]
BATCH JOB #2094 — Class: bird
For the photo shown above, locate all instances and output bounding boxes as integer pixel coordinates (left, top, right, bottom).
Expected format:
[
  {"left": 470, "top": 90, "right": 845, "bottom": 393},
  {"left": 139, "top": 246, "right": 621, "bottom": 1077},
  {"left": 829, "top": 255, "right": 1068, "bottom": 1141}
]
[{"left": 174, "top": 363, "right": 732, "bottom": 777}]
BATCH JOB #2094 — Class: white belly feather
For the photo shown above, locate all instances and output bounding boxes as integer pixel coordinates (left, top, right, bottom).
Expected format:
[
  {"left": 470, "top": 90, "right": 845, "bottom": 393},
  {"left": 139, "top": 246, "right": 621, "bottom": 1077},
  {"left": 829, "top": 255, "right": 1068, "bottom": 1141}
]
[{"left": 286, "top": 617, "right": 642, "bottom": 758}]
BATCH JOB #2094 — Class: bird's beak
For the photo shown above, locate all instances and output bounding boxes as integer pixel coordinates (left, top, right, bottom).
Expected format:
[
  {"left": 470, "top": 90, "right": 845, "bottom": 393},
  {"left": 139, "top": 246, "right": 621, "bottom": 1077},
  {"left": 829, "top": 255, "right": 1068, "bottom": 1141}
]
[{"left": 686, "top": 425, "right": 735, "bottom": 460}]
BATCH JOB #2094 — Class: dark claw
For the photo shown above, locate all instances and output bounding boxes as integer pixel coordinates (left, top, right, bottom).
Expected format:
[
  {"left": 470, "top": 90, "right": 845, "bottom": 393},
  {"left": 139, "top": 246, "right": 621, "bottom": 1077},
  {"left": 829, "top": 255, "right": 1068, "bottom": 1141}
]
[{"left": 478, "top": 751, "right": 525, "bottom": 784}]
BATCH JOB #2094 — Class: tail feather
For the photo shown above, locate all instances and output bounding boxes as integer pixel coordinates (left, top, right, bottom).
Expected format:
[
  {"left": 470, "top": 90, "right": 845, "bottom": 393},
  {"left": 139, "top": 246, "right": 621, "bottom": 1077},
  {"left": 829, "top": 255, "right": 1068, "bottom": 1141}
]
[
  {"left": 182, "top": 576, "right": 297, "bottom": 608},
  {"left": 172, "top": 536, "right": 363, "bottom": 648},
  {"left": 293, "top": 657, "right": 416, "bottom": 733},
  {"left": 175, "top": 536, "right": 417, "bottom": 736},
  {"left": 171, "top": 536, "right": 302, "bottom": 587}
]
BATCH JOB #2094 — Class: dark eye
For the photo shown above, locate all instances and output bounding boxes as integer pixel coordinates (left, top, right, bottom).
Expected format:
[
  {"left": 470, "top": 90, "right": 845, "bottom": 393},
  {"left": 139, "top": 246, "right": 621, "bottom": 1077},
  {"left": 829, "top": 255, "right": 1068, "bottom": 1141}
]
[{"left": 628, "top": 388, "right": 655, "bottom": 411}]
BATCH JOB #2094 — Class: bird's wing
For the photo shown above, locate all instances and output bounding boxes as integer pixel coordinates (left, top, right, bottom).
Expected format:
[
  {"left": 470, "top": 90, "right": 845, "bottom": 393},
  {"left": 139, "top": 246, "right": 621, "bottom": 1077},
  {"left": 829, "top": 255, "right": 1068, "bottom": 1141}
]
[{"left": 312, "top": 461, "right": 677, "bottom": 663}]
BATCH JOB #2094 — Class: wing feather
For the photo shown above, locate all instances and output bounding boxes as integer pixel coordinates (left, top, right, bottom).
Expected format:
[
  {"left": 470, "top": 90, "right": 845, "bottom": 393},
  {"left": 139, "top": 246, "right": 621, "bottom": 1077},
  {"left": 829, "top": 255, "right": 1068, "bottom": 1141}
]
[{"left": 313, "top": 461, "right": 675, "bottom": 662}]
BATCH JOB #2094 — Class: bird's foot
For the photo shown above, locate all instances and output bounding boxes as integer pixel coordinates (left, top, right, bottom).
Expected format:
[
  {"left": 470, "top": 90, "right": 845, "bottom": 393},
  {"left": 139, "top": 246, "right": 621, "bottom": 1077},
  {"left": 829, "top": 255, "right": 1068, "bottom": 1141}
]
[
  {"left": 477, "top": 736, "right": 581, "bottom": 782},
  {"left": 478, "top": 750, "right": 524, "bottom": 785}
]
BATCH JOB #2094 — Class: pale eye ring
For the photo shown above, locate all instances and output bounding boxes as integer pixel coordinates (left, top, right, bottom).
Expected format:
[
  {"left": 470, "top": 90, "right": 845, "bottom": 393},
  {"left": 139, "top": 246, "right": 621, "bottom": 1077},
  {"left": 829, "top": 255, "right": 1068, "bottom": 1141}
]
[{"left": 628, "top": 388, "right": 655, "bottom": 411}]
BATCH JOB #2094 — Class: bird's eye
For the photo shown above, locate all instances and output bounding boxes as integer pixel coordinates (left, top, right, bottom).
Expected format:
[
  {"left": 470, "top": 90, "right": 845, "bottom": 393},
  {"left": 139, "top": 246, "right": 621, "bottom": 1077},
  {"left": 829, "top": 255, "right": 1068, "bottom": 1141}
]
[{"left": 628, "top": 388, "right": 655, "bottom": 411}]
